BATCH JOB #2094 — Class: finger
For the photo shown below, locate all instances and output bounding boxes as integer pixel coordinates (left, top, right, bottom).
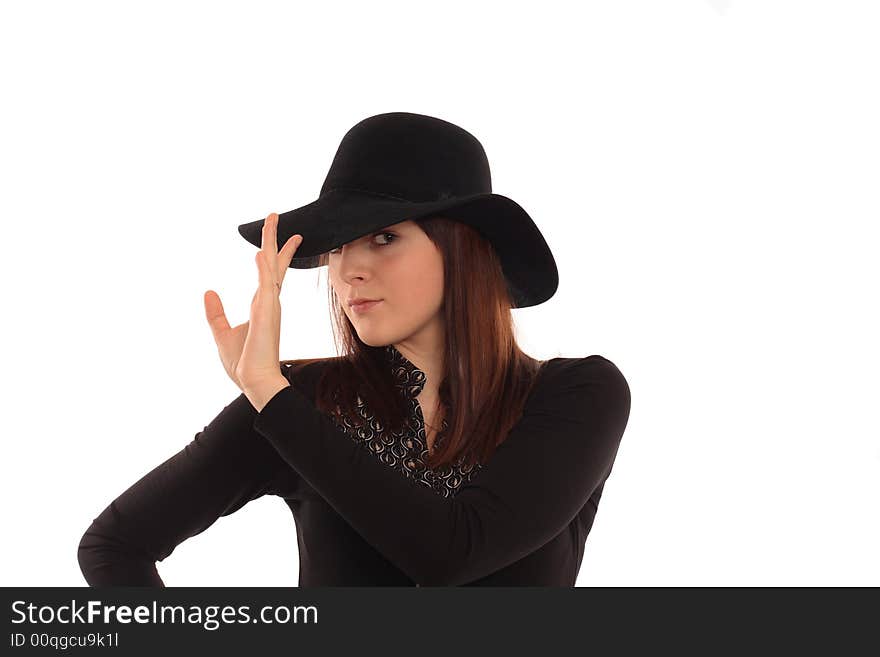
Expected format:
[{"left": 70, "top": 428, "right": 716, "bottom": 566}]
[
  {"left": 256, "top": 249, "right": 274, "bottom": 292},
  {"left": 262, "top": 212, "right": 279, "bottom": 256},
  {"left": 204, "top": 290, "right": 231, "bottom": 338},
  {"left": 277, "top": 234, "right": 303, "bottom": 283},
  {"left": 262, "top": 212, "right": 280, "bottom": 282}
]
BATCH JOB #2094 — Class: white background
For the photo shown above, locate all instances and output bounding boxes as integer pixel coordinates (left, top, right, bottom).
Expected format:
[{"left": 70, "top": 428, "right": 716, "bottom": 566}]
[{"left": 1, "top": 0, "right": 877, "bottom": 586}]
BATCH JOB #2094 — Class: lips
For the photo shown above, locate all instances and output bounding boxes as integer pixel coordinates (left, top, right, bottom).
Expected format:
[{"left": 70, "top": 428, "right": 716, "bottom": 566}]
[{"left": 350, "top": 299, "right": 382, "bottom": 313}]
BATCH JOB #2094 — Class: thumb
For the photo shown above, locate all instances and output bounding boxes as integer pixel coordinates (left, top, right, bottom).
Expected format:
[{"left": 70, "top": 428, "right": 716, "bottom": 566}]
[{"left": 204, "top": 290, "right": 231, "bottom": 339}]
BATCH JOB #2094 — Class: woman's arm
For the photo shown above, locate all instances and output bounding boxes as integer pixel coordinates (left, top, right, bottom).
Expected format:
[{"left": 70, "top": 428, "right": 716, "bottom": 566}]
[
  {"left": 77, "top": 392, "right": 291, "bottom": 586},
  {"left": 252, "top": 356, "right": 632, "bottom": 586}
]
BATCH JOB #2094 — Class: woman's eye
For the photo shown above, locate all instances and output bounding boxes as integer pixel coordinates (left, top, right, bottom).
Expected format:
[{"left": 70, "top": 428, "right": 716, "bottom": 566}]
[
  {"left": 375, "top": 232, "right": 397, "bottom": 246},
  {"left": 329, "top": 232, "right": 396, "bottom": 255}
]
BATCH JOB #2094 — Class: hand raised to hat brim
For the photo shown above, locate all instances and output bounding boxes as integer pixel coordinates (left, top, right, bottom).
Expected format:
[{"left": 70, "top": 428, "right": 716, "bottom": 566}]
[{"left": 203, "top": 212, "right": 302, "bottom": 409}]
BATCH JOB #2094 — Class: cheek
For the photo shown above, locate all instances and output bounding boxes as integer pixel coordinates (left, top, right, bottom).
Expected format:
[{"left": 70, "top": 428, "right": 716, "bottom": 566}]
[{"left": 395, "top": 261, "right": 444, "bottom": 308}]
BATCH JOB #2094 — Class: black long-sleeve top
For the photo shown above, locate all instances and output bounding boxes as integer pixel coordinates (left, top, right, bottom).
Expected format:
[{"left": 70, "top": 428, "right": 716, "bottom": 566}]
[{"left": 78, "top": 345, "right": 631, "bottom": 586}]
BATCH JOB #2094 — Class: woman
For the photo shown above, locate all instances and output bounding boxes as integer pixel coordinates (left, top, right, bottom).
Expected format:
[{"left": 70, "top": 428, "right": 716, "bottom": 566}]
[{"left": 77, "top": 112, "right": 632, "bottom": 586}]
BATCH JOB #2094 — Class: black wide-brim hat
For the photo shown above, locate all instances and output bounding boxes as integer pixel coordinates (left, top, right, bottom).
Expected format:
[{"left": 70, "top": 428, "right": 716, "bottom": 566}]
[{"left": 238, "top": 112, "right": 558, "bottom": 309}]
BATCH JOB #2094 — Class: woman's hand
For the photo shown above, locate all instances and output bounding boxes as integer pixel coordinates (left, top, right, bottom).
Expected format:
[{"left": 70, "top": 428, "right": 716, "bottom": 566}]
[{"left": 204, "top": 212, "right": 302, "bottom": 393}]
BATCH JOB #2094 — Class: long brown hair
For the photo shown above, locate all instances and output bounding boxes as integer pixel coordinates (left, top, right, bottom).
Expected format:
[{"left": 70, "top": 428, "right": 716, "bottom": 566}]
[{"left": 280, "top": 215, "right": 547, "bottom": 470}]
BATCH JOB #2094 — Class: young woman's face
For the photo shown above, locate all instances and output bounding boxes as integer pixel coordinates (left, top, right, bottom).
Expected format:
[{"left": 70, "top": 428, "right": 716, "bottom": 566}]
[{"left": 327, "top": 220, "right": 445, "bottom": 347}]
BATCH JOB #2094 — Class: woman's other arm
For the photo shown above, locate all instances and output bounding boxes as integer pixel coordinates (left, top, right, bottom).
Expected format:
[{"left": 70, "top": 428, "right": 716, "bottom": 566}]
[{"left": 77, "top": 392, "right": 290, "bottom": 586}]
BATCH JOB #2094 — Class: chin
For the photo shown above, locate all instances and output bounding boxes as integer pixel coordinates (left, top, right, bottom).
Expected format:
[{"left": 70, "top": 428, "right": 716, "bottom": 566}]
[{"left": 355, "top": 332, "right": 391, "bottom": 348}]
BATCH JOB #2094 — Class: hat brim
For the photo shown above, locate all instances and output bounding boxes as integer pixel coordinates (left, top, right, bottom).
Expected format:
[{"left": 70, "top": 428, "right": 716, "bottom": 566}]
[{"left": 237, "top": 189, "right": 557, "bottom": 308}]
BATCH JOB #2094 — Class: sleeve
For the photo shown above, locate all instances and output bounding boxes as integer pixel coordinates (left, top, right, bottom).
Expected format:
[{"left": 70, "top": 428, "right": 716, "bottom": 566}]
[
  {"left": 77, "top": 392, "right": 291, "bottom": 587},
  {"left": 252, "top": 356, "right": 632, "bottom": 586}
]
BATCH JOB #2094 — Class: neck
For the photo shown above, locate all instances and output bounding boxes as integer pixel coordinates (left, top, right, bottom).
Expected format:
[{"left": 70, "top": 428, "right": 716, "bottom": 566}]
[{"left": 393, "top": 326, "right": 444, "bottom": 397}]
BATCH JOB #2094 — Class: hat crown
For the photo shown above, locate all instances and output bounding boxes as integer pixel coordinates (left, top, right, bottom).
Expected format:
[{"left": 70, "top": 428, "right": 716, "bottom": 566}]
[{"left": 319, "top": 112, "right": 493, "bottom": 203}]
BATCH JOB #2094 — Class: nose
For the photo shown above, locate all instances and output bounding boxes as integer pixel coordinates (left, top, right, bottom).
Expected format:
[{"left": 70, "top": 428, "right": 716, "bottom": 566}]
[{"left": 335, "top": 248, "right": 376, "bottom": 284}]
